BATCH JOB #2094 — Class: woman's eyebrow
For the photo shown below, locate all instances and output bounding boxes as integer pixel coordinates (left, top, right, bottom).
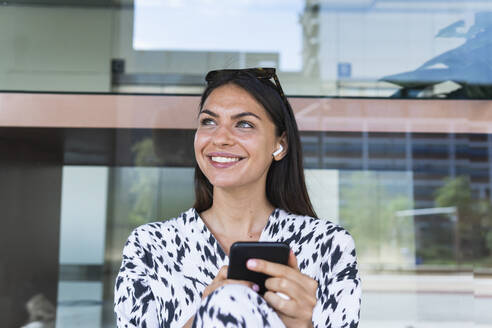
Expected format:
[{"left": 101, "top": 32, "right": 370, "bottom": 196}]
[
  {"left": 198, "top": 109, "right": 217, "bottom": 118},
  {"left": 232, "top": 112, "right": 261, "bottom": 120},
  {"left": 198, "top": 109, "right": 261, "bottom": 120}
]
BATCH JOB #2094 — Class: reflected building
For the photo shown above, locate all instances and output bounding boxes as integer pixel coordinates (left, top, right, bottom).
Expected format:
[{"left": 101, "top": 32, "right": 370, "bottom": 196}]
[
  {"left": 301, "top": 131, "right": 492, "bottom": 207},
  {"left": 300, "top": 0, "right": 492, "bottom": 97},
  {"left": 111, "top": 51, "right": 280, "bottom": 94}
]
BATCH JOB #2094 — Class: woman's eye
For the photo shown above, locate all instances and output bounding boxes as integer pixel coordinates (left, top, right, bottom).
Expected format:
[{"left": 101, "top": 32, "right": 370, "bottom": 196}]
[
  {"left": 200, "top": 118, "right": 215, "bottom": 126},
  {"left": 237, "top": 121, "right": 254, "bottom": 128}
]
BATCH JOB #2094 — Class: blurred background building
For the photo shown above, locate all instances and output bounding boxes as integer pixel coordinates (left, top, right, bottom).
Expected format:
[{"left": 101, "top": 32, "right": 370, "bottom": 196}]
[{"left": 1, "top": 0, "right": 491, "bottom": 327}]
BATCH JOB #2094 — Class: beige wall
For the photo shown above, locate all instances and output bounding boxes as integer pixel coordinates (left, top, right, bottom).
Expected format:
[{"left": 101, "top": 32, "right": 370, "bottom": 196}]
[{"left": 0, "top": 6, "right": 113, "bottom": 91}]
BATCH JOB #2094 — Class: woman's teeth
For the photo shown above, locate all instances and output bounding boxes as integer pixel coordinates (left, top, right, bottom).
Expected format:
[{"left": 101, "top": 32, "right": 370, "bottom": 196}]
[{"left": 211, "top": 156, "right": 240, "bottom": 163}]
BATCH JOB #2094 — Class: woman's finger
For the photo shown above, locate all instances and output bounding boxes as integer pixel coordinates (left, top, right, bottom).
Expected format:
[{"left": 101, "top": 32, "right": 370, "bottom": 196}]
[
  {"left": 215, "top": 265, "right": 228, "bottom": 280},
  {"left": 246, "top": 258, "right": 307, "bottom": 282},
  {"left": 264, "top": 277, "right": 315, "bottom": 306},
  {"left": 264, "top": 291, "right": 314, "bottom": 321},
  {"left": 263, "top": 291, "right": 298, "bottom": 317}
]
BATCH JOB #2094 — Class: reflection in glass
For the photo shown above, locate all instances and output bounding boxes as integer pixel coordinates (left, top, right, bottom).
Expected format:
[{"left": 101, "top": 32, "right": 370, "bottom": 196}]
[
  {"left": 383, "top": 11, "right": 492, "bottom": 98},
  {"left": 1, "top": 0, "right": 492, "bottom": 326},
  {"left": 2, "top": 0, "right": 490, "bottom": 98},
  {"left": 340, "top": 171, "right": 414, "bottom": 269},
  {"left": 1, "top": 123, "right": 491, "bottom": 326}
]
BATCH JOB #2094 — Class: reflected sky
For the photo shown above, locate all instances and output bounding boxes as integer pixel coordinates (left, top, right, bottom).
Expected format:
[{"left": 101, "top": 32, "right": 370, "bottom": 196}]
[{"left": 133, "top": 0, "right": 304, "bottom": 71}]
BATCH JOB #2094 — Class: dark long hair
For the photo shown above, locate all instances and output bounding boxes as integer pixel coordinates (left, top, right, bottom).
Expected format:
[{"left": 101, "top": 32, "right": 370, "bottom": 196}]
[{"left": 193, "top": 70, "right": 317, "bottom": 218}]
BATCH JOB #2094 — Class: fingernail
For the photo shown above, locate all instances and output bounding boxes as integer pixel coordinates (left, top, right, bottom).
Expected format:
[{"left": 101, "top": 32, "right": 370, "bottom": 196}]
[
  {"left": 252, "top": 284, "right": 260, "bottom": 292},
  {"left": 247, "top": 259, "right": 257, "bottom": 268},
  {"left": 276, "top": 292, "right": 290, "bottom": 300}
]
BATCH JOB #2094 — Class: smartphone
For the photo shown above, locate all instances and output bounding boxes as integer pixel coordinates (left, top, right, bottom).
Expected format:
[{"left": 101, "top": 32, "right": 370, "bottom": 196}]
[{"left": 227, "top": 241, "right": 290, "bottom": 295}]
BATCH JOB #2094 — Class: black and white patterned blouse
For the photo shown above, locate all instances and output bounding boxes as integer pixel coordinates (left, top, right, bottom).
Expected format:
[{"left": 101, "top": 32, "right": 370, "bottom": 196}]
[{"left": 114, "top": 207, "right": 361, "bottom": 327}]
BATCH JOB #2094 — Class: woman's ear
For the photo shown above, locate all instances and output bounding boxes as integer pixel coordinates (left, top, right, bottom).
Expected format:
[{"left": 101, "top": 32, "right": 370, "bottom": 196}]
[{"left": 273, "top": 133, "right": 288, "bottom": 160}]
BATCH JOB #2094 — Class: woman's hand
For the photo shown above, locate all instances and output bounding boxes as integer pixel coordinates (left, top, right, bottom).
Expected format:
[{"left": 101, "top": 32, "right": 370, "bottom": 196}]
[
  {"left": 246, "top": 250, "right": 318, "bottom": 328},
  {"left": 201, "top": 265, "right": 259, "bottom": 300}
]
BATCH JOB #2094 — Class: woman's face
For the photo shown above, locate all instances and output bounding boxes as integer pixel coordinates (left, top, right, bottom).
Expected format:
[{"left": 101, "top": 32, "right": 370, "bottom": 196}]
[{"left": 194, "top": 83, "right": 285, "bottom": 190}]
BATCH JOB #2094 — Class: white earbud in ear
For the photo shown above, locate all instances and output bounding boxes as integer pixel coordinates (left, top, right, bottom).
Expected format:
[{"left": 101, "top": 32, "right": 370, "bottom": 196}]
[{"left": 272, "top": 145, "right": 284, "bottom": 157}]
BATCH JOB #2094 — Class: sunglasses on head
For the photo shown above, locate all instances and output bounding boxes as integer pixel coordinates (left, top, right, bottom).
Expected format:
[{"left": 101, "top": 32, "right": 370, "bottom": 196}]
[{"left": 205, "top": 67, "right": 288, "bottom": 108}]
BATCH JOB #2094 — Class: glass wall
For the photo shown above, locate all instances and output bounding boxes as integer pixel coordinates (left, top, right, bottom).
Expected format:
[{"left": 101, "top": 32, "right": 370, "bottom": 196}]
[{"left": 0, "top": 1, "right": 491, "bottom": 327}]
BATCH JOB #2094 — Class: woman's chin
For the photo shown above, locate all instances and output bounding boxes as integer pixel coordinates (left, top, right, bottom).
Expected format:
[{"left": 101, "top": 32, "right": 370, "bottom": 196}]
[{"left": 210, "top": 180, "right": 244, "bottom": 189}]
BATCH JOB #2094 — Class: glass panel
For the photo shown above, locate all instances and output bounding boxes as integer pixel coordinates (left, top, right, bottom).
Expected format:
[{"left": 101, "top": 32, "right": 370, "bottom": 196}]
[
  {"left": 1, "top": 1, "right": 491, "bottom": 98},
  {"left": 1, "top": 118, "right": 491, "bottom": 326},
  {"left": 1, "top": 0, "right": 491, "bottom": 327}
]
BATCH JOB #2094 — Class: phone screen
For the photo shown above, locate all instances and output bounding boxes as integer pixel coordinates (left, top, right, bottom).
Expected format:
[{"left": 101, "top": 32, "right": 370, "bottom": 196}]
[{"left": 227, "top": 241, "right": 290, "bottom": 295}]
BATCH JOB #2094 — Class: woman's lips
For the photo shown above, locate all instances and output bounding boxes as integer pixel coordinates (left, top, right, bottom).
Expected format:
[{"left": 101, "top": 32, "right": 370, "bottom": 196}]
[{"left": 207, "top": 154, "right": 245, "bottom": 168}]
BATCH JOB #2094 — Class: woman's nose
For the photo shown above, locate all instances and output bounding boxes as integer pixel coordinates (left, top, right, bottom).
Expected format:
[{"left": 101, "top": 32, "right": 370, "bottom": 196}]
[{"left": 212, "top": 125, "right": 234, "bottom": 146}]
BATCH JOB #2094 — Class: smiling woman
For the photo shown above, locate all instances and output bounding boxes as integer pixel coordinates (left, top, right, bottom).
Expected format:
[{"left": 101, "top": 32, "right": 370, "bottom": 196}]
[
  {"left": 194, "top": 84, "right": 282, "bottom": 194},
  {"left": 114, "top": 68, "right": 362, "bottom": 328}
]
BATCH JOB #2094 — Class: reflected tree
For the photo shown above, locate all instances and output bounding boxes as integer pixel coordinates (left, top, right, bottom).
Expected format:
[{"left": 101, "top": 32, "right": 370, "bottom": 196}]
[
  {"left": 340, "top": 171, "right": 413, "bottom": 267},
  {"left": 128, "top": 138, "right": 164, "bottom": 226},
  {"left": 434, "top": 176, "right": 492, "bottom": 266}
]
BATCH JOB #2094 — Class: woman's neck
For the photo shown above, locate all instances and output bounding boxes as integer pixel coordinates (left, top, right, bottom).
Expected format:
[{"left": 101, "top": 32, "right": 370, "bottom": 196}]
[{"left": 201, "top": 184, "right": 275, "bottom": 239}]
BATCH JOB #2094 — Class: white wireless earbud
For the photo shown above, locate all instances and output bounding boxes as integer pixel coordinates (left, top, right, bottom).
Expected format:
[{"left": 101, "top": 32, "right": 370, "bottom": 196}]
[{"left": 272, "top": 145, "right": 283, "bottom": 157}]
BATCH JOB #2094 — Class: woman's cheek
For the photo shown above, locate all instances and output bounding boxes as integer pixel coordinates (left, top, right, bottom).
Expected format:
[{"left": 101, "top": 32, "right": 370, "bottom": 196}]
[
  {"left": 193, "top": 132, "right": 206, "bottom": 166},
  {"left": 194, "top": 130, "right": 211, "bottom": 149}
]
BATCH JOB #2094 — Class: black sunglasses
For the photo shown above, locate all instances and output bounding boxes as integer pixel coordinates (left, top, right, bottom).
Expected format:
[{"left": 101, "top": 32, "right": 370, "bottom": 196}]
[{"left": 205, "top": 67, "right": 288, "bottom": 108}]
